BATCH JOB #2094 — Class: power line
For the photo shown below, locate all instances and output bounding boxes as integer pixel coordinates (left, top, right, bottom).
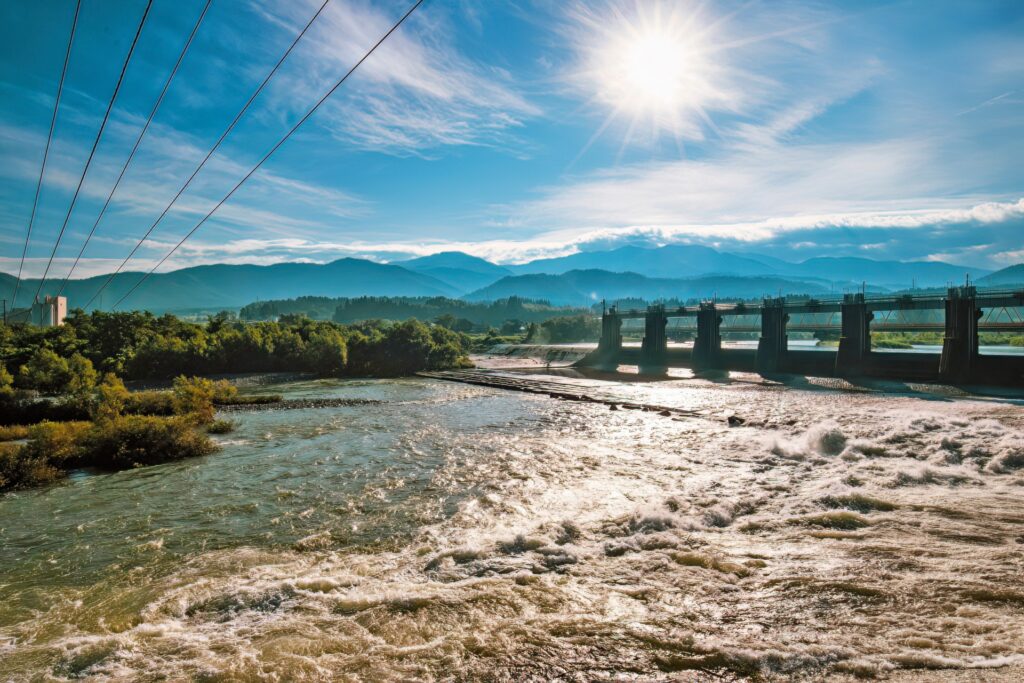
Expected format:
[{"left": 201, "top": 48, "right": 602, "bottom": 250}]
[
  {"left": 110, "top": 0, "right": 425, "bottom": 311},
  {"left": 10, "top": 0, "right": 82, "bottom": 309},
  {"left": 32, "top": 0, "right": 154, "bottom": 304},
  {"left": 56, "top": 0, "right": 214, "bottom": 298},
  {"left": 84, "top": 0, "right": 332, "bottom": 310}
]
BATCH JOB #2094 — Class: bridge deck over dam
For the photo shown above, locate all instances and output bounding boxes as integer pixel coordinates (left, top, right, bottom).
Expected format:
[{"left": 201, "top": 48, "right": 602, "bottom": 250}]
[{"left": 578, "top": 287, "right": 1024, "bottom": 386}]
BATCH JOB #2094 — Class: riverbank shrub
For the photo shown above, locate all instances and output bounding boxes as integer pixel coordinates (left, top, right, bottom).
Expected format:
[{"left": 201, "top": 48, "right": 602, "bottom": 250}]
[
  {"left": 0, "top": 425, "right": 30, "bottom": 441},
  {"left": 172, "top": 376, "right": 235, "bottom": 424},
  {"left": 81, "top": 415, "right": 217, "bottom": 469},
  {"left": 217, "top": 394, "right": 282, "bottom": 405},
  {"left": 0, "top": 415, "right": 218, "bottom": 491},
  {"left": 124, "top": 390, "right": 175, "bottom": 416},
  {"left": 206, "top": 419, "right": 236, "bottom": 435},
  {"left": 0, "top": 363, "right": 13, "bottom": 395},
  {"left": 0, "top": 442, "right": 62, "bottom": 489}
]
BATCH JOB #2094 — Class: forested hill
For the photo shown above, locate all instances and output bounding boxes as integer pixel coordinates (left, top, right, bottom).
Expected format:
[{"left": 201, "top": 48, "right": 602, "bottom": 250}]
[
  {"left": 239, "top": 295, "right": 587, "bottom": 327},
  {"left": 978, "top": 264, "right": 1024, "bottom": 287},
  {"left": 0, "top": 259, "right": 461, "bottom": 313},
  {"left": 465, "top": 269, "right": 835, "bottom": 306}
]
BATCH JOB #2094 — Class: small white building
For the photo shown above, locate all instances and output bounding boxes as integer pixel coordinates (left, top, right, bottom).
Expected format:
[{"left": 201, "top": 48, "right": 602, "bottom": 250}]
[{"left": 24, "top": 296, "right": 68, "bottom": 326}]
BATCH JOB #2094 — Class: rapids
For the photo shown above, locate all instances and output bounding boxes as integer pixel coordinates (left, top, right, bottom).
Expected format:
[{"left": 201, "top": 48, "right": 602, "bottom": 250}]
[{"left": 1, "top": 371, "right": 1023, "bottom": 680}]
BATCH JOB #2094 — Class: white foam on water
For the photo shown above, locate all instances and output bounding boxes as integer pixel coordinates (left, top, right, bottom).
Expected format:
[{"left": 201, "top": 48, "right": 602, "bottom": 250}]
[{"left": 3, "top": 379, "right": 1024, "bottom": 680}]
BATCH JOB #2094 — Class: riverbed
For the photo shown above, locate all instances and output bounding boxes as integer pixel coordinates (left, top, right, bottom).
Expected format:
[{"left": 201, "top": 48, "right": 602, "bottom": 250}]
[{"left": 1, "top": 370, "right": 1023, "bottom": 680}]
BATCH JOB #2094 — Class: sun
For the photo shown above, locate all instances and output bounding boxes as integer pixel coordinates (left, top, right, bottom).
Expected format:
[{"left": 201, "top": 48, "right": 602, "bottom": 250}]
[
  {"left": 571, "top": 2, "right": 735, "bottom": 148},
  {"left": 619, "top": 27, "right": 693, "bottom": 113}
]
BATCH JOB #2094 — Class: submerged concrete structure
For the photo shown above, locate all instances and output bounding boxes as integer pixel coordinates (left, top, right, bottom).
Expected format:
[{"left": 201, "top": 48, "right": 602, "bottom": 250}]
[{"left": 579, "top": 287, "right": 1024, "bottom": 386}]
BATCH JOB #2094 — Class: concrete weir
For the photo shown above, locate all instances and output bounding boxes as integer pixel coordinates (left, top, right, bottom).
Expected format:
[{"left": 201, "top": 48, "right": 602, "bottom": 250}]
[{"left": 579, "top": 287, "right": 1024, "bottom": 387}]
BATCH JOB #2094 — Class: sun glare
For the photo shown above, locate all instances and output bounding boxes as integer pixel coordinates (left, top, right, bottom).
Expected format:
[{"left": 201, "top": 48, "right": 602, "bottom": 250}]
[
  {"left": 574, "top": 2, "right": 733, "bottom": 147},
  {"left": 621, "top": 28, "right": 690, "bottom": 111}
]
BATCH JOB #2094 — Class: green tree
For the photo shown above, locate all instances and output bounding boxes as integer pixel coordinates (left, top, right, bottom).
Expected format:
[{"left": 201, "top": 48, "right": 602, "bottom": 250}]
[
  {"left": 434, "top": 313, "right": 458, "bottom": 329},
  {"left": 500, "top": 319, "right": 525, "bottom": 336},
  {"left": 94, "top": 373, "right": 130, "bottom": 422},
  {"left": 65, "top": 353, "right": 98, "bottom": 398},
  {"left": 304, "top": 330, "right": 348, "bottom": 377},
  {"left": 17, "top": 348, "right": 71, "bottom": 393}
]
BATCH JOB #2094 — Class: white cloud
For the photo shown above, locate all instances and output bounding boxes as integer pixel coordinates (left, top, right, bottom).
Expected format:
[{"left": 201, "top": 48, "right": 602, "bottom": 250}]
[
  {"left": 251, "top": 0, "right": 539, "bottom": 155},
  {"left": 499, "top": 136, "right": 981, "bottom": 234},
  {"left": 992, "top": 249, "right": 1024, "bottom": 265},
  {"left": 20, "top": 196, "right": 1015, "bottom": 277},
  {"left": 0, "top": 112, "right": 370, "bottom": 257}
]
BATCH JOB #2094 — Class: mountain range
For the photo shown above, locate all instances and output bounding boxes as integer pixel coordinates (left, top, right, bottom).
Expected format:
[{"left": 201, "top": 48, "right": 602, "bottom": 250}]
[
  {"left": 2, "top": 245, "right": 1019, "bottom": 314},
  {"left": 507, "top": 245, "right": 983, "bottom": 289},
  {"left": 397, "top": 251, "right": 512, "bottom": 292},
  {"left": 465, "top": 270, "right": 834, "bottom": 306},
  {"left": 1, "top": 259, "right": 460, "bottom": 313}
]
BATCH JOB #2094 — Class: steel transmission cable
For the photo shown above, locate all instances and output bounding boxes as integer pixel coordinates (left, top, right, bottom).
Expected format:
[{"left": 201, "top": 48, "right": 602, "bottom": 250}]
[
  {"left": 109, "top": 0, "right": 425, "bottom": 310},
  {"left": 56, "top": 0, "right": 213, "bottom": 298},
  {"left": 31, "top": 0, "right": 154, "bottom": 304},
  {"left": 84, "top": 0, "right": 332, "bottom": 310},
  {"left": 10, "top": 0, "right": 82, "bottom": 309}
]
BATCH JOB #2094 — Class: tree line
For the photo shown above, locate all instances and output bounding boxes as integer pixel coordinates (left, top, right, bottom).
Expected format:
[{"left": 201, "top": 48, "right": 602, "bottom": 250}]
[
  {"left": 0, "top": 310, "right": 472, "bottom": 389},
  {"left": 239, "top": 295, "right": 587, "bottom": 329}
]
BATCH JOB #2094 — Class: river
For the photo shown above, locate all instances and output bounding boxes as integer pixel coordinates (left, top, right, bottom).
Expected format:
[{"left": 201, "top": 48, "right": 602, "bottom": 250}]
[{"left": 1, "top": 371, "right": 1023, "bottom": 680}]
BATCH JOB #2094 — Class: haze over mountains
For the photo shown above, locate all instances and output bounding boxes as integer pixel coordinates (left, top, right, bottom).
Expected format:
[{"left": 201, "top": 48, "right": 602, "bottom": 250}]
[{"left": 3, "top": 245, "right": 1019, "bottom": 314}]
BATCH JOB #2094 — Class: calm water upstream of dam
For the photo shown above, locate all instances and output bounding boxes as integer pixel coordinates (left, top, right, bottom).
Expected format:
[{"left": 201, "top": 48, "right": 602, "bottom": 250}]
[{"left": 2, "top": 370, "right": 1024, "bottom": 680}]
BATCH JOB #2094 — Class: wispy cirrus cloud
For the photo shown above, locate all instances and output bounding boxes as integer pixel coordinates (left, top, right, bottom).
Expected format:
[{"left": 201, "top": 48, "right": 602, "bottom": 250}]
[
  {"left": 0, "top": 109, "right": 370, "bottom": 268},
  {"left": 250, "top": 0, "right": 540, "bottom": 155},
  {"left": 497, "top": 136, "right": 975, "bottom": 234}
]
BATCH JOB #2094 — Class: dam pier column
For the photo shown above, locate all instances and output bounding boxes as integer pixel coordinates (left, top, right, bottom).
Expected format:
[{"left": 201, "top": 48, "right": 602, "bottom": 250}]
[
  {"left": 835, "top": 293, "right": 872, "bottom": 376},
  {"left": 589, "top": 306, "right": 623, "bottom": 371},
  {"left": 938, "top": 286, "right": 980, "bottom": 383},
  {"left": 639, "top": 305, "right": 668, "bottom": 375},
  {"left": 693, "top": 302, "right": 722, "bottom": 372},
  {"left": 756, "top": 297, "right": 788, "bottom": 374}
]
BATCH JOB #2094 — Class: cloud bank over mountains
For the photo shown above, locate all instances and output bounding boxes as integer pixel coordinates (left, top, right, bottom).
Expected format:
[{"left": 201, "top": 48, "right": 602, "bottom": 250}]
[
  {"left": 8, "top": 197, "right": 1017, "bottom": 278},
  {"left": 1, "top": 1, "right": 1021, "bottom": 280}
]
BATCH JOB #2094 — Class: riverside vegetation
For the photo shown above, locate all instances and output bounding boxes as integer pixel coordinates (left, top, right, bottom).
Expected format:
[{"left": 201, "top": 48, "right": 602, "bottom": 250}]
[{"left": 0, "top": 311, "right": 472, "bottom": 492}]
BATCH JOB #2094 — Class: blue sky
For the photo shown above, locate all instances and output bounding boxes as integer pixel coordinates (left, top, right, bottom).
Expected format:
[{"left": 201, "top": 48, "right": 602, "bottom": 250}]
[{"left": 1, "top": 0, "right": 1022, "bottom": 279}]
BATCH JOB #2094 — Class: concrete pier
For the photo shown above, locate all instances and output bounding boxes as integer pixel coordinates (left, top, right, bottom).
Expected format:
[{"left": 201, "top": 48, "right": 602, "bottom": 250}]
[
  {"left": 835, "top": 293, "right": 873, "bottom": 376},
  {"left": 938, "top": 286, "right": 981, "bottom": 383},
  {"left": 756, "top": 298, "right": 788, "bottom": 374},
  {"left": 638, "top": 305, "right": 668, "bottom": 375},
  {"left": 692, "top": 302, "right": 722, "bottom": 372},
  {"left": 590, "top": 307, "right": 623, "bottom": 371}
]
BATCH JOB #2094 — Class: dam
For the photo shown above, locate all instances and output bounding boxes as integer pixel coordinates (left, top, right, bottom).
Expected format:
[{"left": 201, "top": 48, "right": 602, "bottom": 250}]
[{"left": 577, "top": 286, "right": 1024, "bottom": 386}]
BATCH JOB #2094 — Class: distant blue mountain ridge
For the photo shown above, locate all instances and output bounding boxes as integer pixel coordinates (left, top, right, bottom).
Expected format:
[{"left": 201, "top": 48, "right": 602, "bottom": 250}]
[{"left": 2, "top": 245, "right": 1017, "bottom": 314}]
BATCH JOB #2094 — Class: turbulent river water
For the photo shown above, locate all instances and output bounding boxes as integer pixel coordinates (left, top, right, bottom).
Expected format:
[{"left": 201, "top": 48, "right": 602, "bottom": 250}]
[{"left": 2, "top": 369, "right": 1023, "bottom": 681}]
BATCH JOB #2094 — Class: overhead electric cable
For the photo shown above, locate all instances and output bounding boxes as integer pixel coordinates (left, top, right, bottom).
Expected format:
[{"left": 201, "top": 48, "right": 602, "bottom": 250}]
[
  {"left": 32, "top": 0, "right": 154, "bottom": 304},
  {"left": 56, "top": 0, "right": 214, "bottom": 297},
  {"left": 109, "top": 0, "right": 425, "bottom": 311},
  {"left": 10, "top": 0, "right": 82, "bottom": 309},
  {"left": 84, "top": 0, "right": 332, "bottom": 310}
]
